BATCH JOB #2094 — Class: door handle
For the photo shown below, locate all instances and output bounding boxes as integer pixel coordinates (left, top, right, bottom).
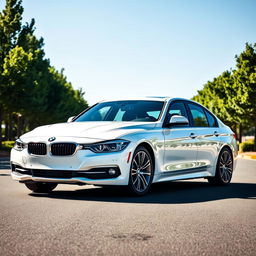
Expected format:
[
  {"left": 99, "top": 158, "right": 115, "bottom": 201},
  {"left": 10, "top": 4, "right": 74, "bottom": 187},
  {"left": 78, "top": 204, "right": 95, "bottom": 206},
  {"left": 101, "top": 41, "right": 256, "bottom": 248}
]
[
  {"left": 214, "top": 131, "right": 220, "bottom": 137},
  {"left": 189, "top": 133, "right": 197, "bottom": 139}
]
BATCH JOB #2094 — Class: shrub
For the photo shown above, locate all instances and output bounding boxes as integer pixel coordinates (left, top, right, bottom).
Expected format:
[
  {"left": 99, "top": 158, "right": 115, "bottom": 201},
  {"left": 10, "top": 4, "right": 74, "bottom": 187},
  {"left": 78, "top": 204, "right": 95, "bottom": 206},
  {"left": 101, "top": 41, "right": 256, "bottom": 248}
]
[
  {"left": 0, "top": 141, "right": 15, "bottom": 151},
  {"left": 239, "top": 139, "right": 254, "bottom": 152}
]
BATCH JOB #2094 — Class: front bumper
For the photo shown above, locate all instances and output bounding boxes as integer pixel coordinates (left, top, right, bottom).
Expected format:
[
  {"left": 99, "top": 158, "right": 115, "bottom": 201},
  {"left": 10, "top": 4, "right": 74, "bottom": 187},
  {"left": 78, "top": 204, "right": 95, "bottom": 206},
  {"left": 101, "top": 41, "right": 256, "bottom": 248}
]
[{"left": 10, "top": 145, "right": 133, "bottom": 186}]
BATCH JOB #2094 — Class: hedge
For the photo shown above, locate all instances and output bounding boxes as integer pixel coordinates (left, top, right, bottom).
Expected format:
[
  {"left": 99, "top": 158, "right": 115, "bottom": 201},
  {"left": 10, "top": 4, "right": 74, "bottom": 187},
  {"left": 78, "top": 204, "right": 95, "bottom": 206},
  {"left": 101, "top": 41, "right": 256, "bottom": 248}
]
[{"left": 239, "top": 139, "right": 254, "bottom": 152}]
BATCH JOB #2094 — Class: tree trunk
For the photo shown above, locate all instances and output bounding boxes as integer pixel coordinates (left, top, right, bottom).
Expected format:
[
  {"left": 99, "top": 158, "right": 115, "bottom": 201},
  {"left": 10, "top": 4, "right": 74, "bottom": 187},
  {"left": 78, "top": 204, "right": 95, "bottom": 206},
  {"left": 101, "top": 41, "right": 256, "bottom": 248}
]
[
  {"left": 5, "top": 118, "right": 9, "bottom": 141},
  {"left": 6, "top": 113, "right": 14, "bottom": 141},
  {"left": 17, "top": 115, "right": 21, "bottom": 138},
  {"left": 254, "top": 121, "right": 256, "bottom": 152},
  {"left": 7, "top": 114, "right": 12, "bottom": 141},
  {"left": 20, "top": 117, "right": 25, "bottom": 136},
  {"left": 0, "top": 108, "right": 2, "bottom": 146},
  {"left": 238, "top": 123, "right": 243, "bottom": 143}
]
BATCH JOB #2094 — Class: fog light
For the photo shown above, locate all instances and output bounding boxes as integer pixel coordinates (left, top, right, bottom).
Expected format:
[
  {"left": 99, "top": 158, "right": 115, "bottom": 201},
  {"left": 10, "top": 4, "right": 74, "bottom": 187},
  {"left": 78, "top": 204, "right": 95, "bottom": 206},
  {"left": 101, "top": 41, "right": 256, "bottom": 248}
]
[{"left": 108, "top": 168, "right": 116, "bottom": 176}]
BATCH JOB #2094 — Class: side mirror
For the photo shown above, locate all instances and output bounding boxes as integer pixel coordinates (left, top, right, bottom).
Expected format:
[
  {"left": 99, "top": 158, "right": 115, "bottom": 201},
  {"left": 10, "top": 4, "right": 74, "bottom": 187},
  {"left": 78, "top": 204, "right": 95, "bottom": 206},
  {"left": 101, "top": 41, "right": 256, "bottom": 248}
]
[
  {"left": 67, "top": 116, "right": 75, "bottom": 123},
  {"left": 168, "top": 115, "right": 189, "bottom": 126}
]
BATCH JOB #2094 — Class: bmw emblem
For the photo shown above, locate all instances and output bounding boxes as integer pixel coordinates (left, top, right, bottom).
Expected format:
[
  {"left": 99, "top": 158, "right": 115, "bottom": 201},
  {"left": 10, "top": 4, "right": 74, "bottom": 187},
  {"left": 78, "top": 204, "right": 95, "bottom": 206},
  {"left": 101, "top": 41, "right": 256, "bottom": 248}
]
[{"left": 48, "top": 137, "right": 56, "bottom": 142}]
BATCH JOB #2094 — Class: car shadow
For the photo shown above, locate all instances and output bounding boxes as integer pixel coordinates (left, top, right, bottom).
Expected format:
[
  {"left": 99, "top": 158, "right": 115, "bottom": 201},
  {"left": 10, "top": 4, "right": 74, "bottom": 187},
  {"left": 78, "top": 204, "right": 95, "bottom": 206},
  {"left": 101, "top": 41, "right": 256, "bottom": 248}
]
[{"left": 29, "top": 181, "right": 256, "bottom": 204}]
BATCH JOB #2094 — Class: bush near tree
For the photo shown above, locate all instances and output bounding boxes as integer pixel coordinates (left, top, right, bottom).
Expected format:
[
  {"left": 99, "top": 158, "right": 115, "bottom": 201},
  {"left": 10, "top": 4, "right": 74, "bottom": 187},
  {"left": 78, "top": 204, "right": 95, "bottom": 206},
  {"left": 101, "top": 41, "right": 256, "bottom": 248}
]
[
  {"left": 239, "top": 139, "right": 255, "bottom": 153},
  {"left": 0, "top": 0, "right": 88, "bottom": 144}
]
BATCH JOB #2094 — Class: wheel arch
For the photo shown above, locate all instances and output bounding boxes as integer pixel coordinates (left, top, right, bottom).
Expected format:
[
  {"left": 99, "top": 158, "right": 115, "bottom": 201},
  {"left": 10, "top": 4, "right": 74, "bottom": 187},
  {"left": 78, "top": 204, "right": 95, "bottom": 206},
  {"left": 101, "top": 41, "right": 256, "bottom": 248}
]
[
  {"left": 209, "top": 144, "right": 234, "bottom": 177},
  {"left": 219, "top": 144, "right": 234, "bottom": 161},
  {"left": 135, "top": 142, "right": 155, "bottom": 171}
]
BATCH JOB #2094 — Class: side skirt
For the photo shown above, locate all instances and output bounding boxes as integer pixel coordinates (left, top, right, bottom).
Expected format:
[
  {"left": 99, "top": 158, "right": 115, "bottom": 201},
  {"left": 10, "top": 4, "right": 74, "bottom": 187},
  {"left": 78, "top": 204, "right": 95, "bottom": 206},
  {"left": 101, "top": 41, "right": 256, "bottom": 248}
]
[{"left": 153, "top": 166, "right": 212, "bottom": 183}]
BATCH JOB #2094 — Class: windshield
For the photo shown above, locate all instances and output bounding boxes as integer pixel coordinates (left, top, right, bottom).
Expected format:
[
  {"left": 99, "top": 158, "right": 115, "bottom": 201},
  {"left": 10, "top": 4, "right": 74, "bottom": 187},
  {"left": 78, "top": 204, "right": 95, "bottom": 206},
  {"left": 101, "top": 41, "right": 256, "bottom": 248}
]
[{"left": 74, "top": 100, "right": 164, "bottom": 122}]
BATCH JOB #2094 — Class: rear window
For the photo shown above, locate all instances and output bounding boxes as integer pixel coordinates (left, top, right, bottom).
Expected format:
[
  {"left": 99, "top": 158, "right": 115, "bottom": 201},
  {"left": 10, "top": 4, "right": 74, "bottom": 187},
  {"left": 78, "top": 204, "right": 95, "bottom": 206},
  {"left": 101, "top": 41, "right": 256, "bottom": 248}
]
[
  {"left": 205, "top": 110, "right": 218, "bottom": 127},
  {"left": 188, "top": 103, "right": 208, "bottom": 127}
]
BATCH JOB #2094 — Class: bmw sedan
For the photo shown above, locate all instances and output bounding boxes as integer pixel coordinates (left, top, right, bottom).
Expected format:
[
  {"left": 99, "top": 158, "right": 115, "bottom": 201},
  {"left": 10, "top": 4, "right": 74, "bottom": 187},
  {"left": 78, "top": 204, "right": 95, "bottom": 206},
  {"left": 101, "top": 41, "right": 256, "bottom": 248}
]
[{"left": 11, "top": 97, "right": 238, "bottom": 196}]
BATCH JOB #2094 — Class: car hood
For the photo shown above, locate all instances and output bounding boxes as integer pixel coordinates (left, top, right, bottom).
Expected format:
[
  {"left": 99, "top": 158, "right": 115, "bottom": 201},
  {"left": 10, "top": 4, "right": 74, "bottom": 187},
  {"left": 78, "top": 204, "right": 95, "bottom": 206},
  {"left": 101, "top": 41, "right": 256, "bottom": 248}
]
[{"left": 20, "top": 121, "right": 157, "bottom": 143}]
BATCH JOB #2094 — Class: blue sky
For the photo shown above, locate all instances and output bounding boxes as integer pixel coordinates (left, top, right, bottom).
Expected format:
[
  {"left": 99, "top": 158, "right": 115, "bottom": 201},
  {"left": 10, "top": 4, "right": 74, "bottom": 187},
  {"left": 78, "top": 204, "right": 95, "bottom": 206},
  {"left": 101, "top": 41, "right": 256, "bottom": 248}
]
[{"left": 2, "top": 0, "right": 256, "bottom": 105}]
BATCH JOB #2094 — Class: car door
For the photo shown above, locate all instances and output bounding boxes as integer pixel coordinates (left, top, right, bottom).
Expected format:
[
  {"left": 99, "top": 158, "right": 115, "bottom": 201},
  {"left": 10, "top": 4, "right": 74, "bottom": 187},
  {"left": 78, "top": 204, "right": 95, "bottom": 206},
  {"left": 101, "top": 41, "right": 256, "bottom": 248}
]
[
  {"left": 186, "top": 102, "right": 221, "bottom": 170},
  {"left": 163, "top": 101, "right": 198, "bottom": 173}
]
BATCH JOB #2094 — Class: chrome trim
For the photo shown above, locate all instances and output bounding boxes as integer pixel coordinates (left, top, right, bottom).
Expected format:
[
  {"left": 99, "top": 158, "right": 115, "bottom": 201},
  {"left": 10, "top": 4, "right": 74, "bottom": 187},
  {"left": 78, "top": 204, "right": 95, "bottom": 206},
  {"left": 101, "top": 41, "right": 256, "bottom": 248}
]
[
  {"left": 160, "top": 166, "right": 208, "bottom": 176},
  {"left": 15, "top": 168, "right": 28, "bottom": 172},
  {"left": 77, "top": 171, "right": 106, "bottom": 174},
  {"left": 79, "top": 164, "right": 119, "bottom": 171}
]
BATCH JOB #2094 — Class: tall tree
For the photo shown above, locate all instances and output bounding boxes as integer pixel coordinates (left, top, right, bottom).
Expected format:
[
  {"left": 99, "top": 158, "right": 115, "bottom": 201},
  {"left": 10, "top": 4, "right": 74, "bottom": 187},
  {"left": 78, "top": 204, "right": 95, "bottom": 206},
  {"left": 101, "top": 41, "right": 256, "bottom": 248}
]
[
  {"left": 193, "top": 43, "right": 256, "bottom": 148},
  {"left": 231, "top": 43, "right": 256, "bottom": 149},
  {"left": 0, "top": 0, "right": 88, "bottom": 141},
  {"left": 0, "top": 0, "right": 23, "bottom": 142}
]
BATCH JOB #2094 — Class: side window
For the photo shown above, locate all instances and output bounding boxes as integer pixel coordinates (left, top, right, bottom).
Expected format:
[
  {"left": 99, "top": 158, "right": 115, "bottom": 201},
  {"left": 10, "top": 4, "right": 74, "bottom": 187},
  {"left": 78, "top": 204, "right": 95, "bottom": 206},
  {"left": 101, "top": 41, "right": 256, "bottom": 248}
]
[
  {"left": 205, "top": 110, "right": 218, "bottom": 127},
  {"left": 188, "top": 103, "right": 208, "bottom": 127},
  {"left": 166, "top": 102, "right": 189, "bottom": 125}
]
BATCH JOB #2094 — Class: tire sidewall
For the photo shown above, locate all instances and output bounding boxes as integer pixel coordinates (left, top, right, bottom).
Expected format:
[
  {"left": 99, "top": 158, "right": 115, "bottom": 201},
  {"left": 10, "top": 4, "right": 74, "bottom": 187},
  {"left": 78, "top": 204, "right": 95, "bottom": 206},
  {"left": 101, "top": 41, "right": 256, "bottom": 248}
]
[
  {"left": 128, "top": 146, "right": 154, "bottom": 196},
  {"left": 216, "top": 148, "right": 233, "bottom": 185}
]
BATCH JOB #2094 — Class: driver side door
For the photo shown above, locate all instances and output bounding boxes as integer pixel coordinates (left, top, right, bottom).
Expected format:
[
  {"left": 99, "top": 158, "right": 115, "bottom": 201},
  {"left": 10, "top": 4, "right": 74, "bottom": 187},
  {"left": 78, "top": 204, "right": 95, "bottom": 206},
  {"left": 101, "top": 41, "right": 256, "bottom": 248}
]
[{"left": 163, "top": 101, "right": 198, "bottom": 174}]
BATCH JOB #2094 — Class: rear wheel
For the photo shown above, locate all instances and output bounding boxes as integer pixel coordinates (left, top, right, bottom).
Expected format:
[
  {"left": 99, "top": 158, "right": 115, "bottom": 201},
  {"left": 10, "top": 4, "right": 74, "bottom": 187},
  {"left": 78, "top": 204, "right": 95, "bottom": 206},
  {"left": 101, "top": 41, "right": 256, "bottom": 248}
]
[
  {"left": 128, "top": 146, "right": 154, "bottom": 196},
  {"left": 208, "top": 148, "right": 233, "bottom": 185},
  {"left": 25, "top": 182, "right": 58, "bottom": 193}
]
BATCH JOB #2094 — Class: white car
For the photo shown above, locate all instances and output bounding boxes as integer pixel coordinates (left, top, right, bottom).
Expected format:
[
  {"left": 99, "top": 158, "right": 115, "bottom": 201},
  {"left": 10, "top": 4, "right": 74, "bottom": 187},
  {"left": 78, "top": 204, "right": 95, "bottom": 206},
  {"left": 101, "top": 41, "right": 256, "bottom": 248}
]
[{"left": 11, "top": 97, "right": 238, "bottom": 196}]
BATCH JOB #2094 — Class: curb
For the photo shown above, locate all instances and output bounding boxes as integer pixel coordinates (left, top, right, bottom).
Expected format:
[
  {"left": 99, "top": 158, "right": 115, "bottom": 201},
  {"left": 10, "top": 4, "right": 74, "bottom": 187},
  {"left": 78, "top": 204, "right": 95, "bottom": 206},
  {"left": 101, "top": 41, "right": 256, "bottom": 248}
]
[{"left": 238, "top": 153, "right": 256, "bottom": 160}]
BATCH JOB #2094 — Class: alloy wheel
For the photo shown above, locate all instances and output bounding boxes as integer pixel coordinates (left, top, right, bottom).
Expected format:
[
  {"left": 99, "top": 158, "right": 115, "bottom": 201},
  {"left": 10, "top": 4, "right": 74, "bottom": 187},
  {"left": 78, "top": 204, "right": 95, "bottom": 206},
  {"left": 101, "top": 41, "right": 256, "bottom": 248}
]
[
  {"left": 219, "top": 150, "right": 233, "bottom": 183},
  {"left": 131, "top": 150, "right": 153, "bottom": 193}
]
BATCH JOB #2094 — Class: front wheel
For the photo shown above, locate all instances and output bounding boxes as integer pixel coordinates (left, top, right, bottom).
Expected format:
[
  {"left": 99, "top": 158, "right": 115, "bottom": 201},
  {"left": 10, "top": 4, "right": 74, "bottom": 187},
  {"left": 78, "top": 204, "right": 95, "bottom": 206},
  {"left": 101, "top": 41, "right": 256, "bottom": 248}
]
[
  {"left": 127, "top": 146, "right": 154, "bottom": 196},
  {"left": 25, "top": 182, "right": 58, "bottom": 193},
  {"left": 208, "top": 148, "right": 233, "bottom": 185}
]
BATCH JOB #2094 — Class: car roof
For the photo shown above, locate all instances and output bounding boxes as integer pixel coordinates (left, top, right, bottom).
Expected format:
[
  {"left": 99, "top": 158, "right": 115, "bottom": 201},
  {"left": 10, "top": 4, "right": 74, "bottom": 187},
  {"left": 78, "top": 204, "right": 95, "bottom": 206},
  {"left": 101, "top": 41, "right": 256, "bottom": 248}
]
[
  {"left": 99, "top": 96, "right": 173, "bottom": 103},
  {"left": 98, "top": 97, "right": 209, "bottom": 107}
]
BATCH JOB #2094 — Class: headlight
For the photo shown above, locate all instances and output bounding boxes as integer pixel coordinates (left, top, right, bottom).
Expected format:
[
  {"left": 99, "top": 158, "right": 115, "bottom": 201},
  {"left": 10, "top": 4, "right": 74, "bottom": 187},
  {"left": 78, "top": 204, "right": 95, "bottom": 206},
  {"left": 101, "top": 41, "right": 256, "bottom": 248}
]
[
  {"left": 81, "top": 139, "right": 130, "bottom": 153},
  {"left": 13, "top": 138, "right": 26, "bottom": 151}
]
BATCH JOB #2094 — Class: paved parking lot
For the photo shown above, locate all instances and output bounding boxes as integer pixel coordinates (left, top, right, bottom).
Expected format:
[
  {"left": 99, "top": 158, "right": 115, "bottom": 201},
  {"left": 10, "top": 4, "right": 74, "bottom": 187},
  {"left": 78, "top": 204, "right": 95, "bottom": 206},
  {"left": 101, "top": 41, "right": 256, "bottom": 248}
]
[{"left": 0, "top": 159, "right": 255, "bottom": 256}]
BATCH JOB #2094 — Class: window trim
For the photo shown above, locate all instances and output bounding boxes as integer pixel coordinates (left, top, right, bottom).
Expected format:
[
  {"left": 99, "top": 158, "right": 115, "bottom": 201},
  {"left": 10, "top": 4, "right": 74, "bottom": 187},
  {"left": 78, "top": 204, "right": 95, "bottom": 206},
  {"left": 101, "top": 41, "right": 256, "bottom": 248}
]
[
  {"left": 184, "top": 101, "right": 219, "bottom": 128},
  {"left": 72, "top": 103, "right": 98, "bottom": 122},
  {"left": 163, "top": 100, "right": 191, "bottom": 128},
  {"left": 203, "top": 109, "right": 219, "bottom": 128}
]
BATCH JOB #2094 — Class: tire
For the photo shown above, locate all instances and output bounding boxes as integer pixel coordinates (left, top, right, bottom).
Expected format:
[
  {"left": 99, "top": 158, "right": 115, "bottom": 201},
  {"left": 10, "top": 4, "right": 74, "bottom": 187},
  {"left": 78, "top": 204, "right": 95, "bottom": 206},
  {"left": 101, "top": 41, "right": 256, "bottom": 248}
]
[
  {"left": 127, "top": 146, "right": 154, "bottom": 196},
  {"left": 208, "top": 148, "right": 233, "bottom": 185},
  {"left": 25, "top": 182, "right": 58, "bottom": 193}
]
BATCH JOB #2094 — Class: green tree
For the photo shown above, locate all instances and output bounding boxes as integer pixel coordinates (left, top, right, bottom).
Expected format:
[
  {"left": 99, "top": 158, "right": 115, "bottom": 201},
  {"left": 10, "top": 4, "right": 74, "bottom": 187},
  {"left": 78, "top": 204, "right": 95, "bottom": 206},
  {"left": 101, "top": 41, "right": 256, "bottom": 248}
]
[
  {"left": 193, "top": 71, "right": 236, "bottom": 127},
  {"left": 231, "top": 43, "right": 256, "bottom": 150},
  {"left": 193, "top": 43, "right": 256, "bottom": 149},
  {"left": 0, "top": 0, "right": 88, "bottom": 141},
  {"left": 0, "top": 0, "right": 23, "bottom": 142}
]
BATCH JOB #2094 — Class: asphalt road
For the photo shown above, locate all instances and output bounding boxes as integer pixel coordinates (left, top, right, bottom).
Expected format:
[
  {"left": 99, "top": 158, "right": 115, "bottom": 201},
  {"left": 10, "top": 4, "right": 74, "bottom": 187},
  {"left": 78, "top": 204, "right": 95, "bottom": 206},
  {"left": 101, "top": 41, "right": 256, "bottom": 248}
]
[{"left": 0, "top": 159, "right": 255, "bottom": 256}]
